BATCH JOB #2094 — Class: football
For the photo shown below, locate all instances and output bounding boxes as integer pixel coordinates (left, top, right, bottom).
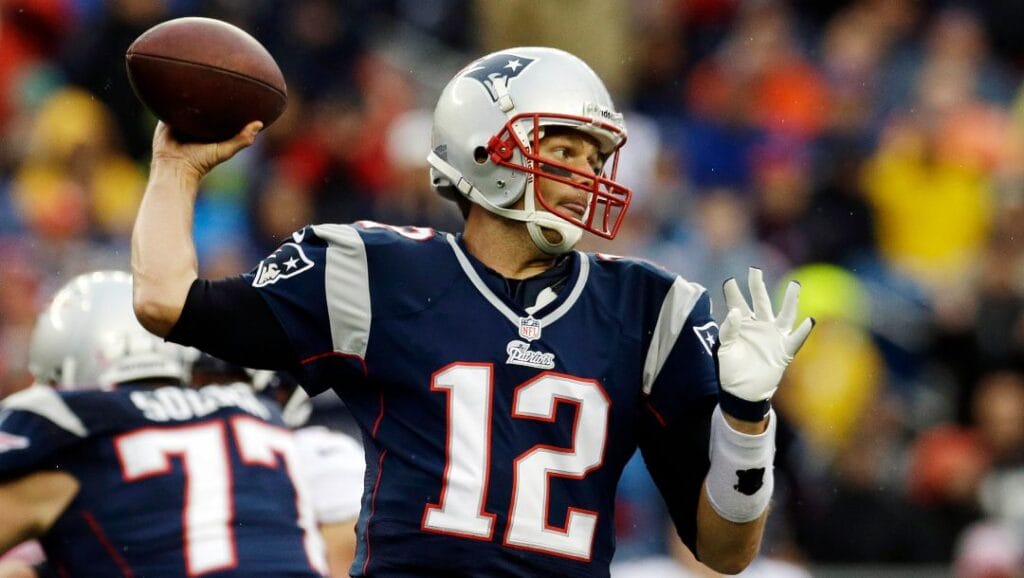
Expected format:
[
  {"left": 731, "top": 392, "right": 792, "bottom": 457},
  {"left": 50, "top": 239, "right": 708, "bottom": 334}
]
[{"left": 125, "top": 17, "right": 287, "bottom": 142}]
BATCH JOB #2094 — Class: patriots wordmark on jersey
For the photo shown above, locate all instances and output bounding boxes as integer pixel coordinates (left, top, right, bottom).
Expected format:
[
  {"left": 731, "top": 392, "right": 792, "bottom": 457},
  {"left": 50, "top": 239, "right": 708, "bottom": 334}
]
[
  {"left": 0, "top": 383, "right": 326, "bottom": 577},
  {"left": 247, "top": 221, "right": 720, "bottom": 578}
]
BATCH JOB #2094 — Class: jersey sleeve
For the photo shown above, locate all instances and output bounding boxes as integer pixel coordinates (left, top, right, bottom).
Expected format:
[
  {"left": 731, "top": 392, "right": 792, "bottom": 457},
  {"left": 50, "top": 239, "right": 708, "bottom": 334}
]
[
  {"left": 0, "top": 386, "right": 88, "bottom": 482},
  {"left": 242, "top": 225, "right": 369, "bottom": 395},
  {"left": 643, "top": 281, "right": 720, "bottom": 421},
  {"left": 244, "top": 222, "right": 449, "bottom": 395},
  {"left": 168, "top": 276, "right": 299, "bottom": 371},
  {"left": 292, "top": 426, "right": 365, "bottom": 523},
  {"left": 636, "top": 279, "right": 721, "bottom": 553}
]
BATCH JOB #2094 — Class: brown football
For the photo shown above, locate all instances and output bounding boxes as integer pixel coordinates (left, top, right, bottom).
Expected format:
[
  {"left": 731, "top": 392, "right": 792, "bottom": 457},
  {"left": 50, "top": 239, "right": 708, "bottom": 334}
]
[{"left": 125, "top": 17, "right": 287, "bottom": 142}]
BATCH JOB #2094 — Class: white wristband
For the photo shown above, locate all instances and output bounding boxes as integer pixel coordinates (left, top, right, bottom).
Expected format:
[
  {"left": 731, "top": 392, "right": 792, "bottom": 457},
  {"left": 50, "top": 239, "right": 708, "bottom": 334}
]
[{"left": 705, "top": 404, "right": 776, "bottom": 523}]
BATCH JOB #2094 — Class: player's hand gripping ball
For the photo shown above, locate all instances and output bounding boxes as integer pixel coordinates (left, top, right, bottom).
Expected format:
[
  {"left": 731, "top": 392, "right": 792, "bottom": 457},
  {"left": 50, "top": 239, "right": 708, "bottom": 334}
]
[{"left": 126, "top": 17, "right": 287, "bottom": 142}]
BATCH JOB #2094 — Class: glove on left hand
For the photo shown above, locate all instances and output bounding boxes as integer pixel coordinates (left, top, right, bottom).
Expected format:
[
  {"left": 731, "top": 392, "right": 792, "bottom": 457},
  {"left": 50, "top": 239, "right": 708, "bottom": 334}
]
[{"left": 716, "top": 268, "right": 814, "bottom": 418}]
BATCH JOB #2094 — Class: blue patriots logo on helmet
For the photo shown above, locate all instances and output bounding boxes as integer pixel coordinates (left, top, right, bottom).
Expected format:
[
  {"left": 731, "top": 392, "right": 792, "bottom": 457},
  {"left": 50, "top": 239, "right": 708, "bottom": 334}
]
[{"left": 462, "top": 53, "right": 536, "bottom": 102}]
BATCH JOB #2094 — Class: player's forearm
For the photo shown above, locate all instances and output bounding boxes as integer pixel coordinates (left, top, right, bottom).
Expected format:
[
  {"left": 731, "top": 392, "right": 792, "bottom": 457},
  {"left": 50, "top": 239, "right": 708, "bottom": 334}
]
[
  {"left": 131, "top": 160, "right": 202, "bottom": 337},
  {"left": 695, "top": 487, "right": 766, "bottom": 574},
  {"left": 0, "top": 559, "right": 39, "bottom": 578},
  {"left": 320, "top": 519, "right": 358, "bottom": 578},
  {"left": 0, "top": 527, "right": 34, "bottom": 557},
  {"left": 695, "top": 406, "right": 776, "bottom": 573},
  {"left": 0, "top": 473, "right": 78, "bottom": 552},
  {"left": 0, "top": 494, "right": 43, "bottom": 551}
]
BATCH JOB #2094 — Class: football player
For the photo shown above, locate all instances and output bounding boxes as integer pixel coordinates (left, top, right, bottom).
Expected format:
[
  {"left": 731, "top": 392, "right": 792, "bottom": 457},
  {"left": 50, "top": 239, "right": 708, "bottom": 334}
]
[
  {"left": 191, "top": 355, "right": 366, "bottom": 578},
  {"left": 284, "top": 388, "right": 365, "bottom": 578},
  {"left": 132, "top": 47, "right": 813, "bottom": 576},
  {"left": 0, "top": 271, "right": 327, "bottom": 577}
]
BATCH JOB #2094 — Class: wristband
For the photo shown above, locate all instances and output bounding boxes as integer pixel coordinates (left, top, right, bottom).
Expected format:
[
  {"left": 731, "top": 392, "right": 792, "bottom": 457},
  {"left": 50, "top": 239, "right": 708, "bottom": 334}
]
[
  {"left": 717, "top": 388, "right": 771, "bottom": 422},
  {"left": 705, "top": 405, "right": 776, "bottom": 523}
]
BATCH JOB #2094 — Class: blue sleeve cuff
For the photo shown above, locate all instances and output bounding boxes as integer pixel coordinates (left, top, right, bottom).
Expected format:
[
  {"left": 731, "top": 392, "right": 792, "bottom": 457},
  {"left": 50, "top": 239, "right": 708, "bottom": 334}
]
[{"left": 717, "top": 389, "right": 771, "bottom": 422}]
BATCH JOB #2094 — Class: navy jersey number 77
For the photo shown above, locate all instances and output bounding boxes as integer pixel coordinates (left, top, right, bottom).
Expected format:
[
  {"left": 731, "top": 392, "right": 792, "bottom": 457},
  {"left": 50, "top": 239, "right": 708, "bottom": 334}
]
[
  {"left": 0, "top": 383, "right": 326, "bottom": 577},
  {"left": 248, "top": 221, "right": 720, "bottom": 577}
]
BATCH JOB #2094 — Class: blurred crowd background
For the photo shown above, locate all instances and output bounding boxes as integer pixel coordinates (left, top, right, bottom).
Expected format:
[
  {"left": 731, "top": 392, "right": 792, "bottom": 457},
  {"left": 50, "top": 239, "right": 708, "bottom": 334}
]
[{"left": 2, "top": 0, "right": 1024, "bottom": 575}]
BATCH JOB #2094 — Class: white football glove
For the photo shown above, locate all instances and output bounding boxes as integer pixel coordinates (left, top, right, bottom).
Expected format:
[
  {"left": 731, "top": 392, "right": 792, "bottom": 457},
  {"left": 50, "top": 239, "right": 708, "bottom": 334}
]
[{"left": 717, "top": 268, "right": 814, "bottom": 409}]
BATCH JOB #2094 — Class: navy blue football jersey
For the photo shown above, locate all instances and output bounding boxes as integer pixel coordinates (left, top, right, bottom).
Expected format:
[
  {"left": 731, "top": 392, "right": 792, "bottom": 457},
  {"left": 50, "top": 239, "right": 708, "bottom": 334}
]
[
  {"left": 0, "top": 383, "right": 326, "bottom": 577},
  {"left": 248, "top": 221, "right": 720, "bottom": 577}
]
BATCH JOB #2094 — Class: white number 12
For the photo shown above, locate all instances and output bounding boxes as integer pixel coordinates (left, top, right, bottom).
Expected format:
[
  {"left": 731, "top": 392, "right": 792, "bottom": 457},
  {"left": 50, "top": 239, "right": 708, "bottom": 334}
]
[{"left": 421, "top": 363, "right": 610, "bottom": 561}]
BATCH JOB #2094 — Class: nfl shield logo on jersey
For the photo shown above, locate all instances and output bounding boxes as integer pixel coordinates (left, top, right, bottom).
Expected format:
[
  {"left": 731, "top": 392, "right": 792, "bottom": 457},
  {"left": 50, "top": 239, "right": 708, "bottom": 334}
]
[{"left": 518, "top": 316, "right": 542, "bottom": 341}]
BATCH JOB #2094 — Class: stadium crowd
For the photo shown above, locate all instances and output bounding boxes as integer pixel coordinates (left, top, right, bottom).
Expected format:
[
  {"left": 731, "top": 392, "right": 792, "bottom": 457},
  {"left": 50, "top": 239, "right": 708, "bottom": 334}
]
[{"left": 1, "top": 0, "right": 1023, "bottom": 575}]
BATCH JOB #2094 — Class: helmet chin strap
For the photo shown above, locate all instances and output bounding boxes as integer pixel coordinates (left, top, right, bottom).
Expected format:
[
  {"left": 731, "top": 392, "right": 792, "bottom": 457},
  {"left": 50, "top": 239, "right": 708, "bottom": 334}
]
[
  {"left": 526, "top": 221, "right": 581, "bottom": 255},
  {"left": 523, "top": 179, "right": 582, "bottom": 255},
  {"left": 428, "top": 152, "right": 582, "bottom": 255}
]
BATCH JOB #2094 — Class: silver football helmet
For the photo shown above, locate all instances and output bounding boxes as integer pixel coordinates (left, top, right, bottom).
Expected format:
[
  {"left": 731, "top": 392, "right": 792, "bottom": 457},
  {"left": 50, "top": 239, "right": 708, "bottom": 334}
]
[
  {"left": 428, "top": 47, "right": 632, "bottom": 254},
  {"left": 28, "top": 271, "right": 187, "bottom": 390},
  {"left": 250, "top": 370, "right": 313, "bottom": 428}
]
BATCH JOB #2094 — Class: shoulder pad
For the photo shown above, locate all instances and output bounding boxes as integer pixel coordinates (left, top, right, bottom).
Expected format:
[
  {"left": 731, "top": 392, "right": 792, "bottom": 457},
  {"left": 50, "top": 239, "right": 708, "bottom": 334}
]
[{"left": 1, "top": 385, "right": 87, "bottom": 437}]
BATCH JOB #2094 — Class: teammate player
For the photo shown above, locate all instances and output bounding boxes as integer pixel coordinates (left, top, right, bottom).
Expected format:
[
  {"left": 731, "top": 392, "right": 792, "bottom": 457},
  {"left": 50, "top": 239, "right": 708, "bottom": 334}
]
[
  {"left": 190, "top": 354, "right": 366, "bottom": 578},
  {"left": 132, "top": 47, "right": 813, "bottom": 576},
  {"left": 0, "top": 271, "right": 327, "bottom": 577}
]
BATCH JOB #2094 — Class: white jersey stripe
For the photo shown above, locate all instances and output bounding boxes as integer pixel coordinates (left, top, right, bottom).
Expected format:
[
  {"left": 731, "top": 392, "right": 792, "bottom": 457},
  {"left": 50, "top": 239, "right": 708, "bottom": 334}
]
[
  {"left": 541, "top": 254, "right": 589, "bottom": 327},
  {"left": 312, "top": 224, "right": 373, "bottom": 360},
  {"left": 642, "top": 277, "right": 706, "bottom": 395},
  {"left": 446, "top": 234, "right": 590, "bottom": 330},
  {"left": 446, "top": 234, "right": 521, "bottom": 326},
  {"left": 1, "top": 384, "right": 88, "bottom": 437}
]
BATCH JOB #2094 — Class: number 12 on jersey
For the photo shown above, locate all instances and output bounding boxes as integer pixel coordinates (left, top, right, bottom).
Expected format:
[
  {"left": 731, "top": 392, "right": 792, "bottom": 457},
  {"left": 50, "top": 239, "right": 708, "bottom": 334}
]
[{"left": 421, "top": 363, "right": 610, "bottom": 561}]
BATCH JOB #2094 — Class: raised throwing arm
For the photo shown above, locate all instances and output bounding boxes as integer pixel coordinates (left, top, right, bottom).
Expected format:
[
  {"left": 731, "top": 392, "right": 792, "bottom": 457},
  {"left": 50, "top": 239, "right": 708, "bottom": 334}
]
[{"left": 131, "top": 121, "right": 262, "bottom": 337}]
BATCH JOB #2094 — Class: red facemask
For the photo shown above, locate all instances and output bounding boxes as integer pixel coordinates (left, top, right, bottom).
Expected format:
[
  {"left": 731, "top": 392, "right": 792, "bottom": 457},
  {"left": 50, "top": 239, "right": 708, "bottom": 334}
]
[{"left": 486, "top": 113, "right": 632, "bottom": 239}]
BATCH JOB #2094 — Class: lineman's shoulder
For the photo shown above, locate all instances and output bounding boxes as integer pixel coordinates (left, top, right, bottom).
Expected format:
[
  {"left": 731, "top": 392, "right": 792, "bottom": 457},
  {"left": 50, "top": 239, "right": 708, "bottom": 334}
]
[
  {"left": 0, "top": 386, "right": 94, "bottom": 478},
  {"left": 1, "top": 385, "right": 91, "bottom": 439}
]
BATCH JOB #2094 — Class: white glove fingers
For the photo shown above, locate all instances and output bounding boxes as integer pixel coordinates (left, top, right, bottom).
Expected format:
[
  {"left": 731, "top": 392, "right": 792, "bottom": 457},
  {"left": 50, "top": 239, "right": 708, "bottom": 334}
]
[
  {"left": 783, "top": 317, "right": 815, "bottom": 357},
  {"left": 776, "top": 281, "right": 801, "bottom": 332},
  {"left": 723, "top": 278, "right": 753, "bottom": 318},
  {"left": 747, "top": 267, "right": 774, "bottom": 321},
  {"left": 719, "top": 307, "right": 743, "bottom": 346}
]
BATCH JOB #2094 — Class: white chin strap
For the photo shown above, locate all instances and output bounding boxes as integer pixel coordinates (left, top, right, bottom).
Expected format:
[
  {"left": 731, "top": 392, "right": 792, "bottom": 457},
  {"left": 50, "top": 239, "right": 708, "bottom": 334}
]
[
  {"left": 523, "top": 179, "right": 583, "bottom": 255},
  {"left": 428, "top": 152, "right": 582, "bottom": 255}
]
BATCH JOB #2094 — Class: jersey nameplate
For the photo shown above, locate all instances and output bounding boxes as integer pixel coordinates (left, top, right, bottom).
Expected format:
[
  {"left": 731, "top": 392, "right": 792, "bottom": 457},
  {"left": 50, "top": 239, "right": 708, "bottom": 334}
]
[{"left": 130, "top": 384, "right": 271, "bottom": 422}]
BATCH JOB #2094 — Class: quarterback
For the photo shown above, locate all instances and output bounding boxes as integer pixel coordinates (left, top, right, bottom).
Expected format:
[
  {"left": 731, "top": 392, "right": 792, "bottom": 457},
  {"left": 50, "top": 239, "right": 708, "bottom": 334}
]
[{"left": 132, "top": 47, "right": 812, "bottom": 576}]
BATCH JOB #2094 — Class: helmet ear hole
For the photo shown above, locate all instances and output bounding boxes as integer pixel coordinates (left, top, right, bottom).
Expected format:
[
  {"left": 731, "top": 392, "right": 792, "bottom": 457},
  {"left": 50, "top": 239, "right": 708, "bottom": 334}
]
[{"left": 473, "top": 146, "right": 489, "bottom": 164}]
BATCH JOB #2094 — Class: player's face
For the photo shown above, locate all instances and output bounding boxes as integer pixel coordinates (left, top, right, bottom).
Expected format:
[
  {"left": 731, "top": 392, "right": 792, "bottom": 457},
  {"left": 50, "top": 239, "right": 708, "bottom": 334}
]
[{"left": 531, "top": 128, "right": 604, "bottom": 223}]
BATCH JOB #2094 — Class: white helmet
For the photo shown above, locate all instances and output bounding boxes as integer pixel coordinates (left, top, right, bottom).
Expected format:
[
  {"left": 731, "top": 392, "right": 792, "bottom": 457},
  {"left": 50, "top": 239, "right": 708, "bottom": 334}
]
[
  {"left": 28, "top": 271, "right": 187, "bottom": 390},
  {"left": 428, "top": 47, "right": 632, "bottom": 254}
]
